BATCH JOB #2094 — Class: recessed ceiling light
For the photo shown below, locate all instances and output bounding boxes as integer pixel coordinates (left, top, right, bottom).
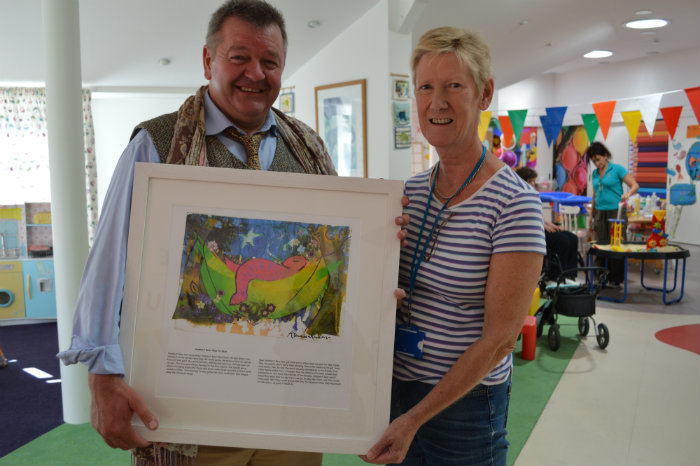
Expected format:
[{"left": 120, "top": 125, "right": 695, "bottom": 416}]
[
  {"left": 307, "top": 20, "right": 321, "bottom": 28},
  {"left": 625, "top": 18, "right": 668, "bottom": 29},
  {"left": 584, "top": 50, "right": 613, "bottom": 59},
  {"left": 635, "top": 9, "right": 653, "bottom": 15},
  {"left": 158, "top": 58, "right": 171, "bottom": 66},
  {"left": 519, "top": 19, "right": 529, "bottom": 26}
]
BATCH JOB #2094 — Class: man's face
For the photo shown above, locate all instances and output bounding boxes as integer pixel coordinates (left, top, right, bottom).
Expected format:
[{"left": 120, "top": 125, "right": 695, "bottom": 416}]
[{"left": 203, "top": 16, "right": 285, "bottom": 134}]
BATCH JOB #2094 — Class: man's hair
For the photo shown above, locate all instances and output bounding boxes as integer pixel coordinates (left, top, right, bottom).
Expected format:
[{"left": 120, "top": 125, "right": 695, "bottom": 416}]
[
  {"left": 515, "top": 166, "right": 538, "bottom": 183},
  {"left": 585, "top": 141, "right": 612, "bottom": 164},
  {"left": 206, "top": 0, "right": 287, "bottom": 56},
  {"left": 411, "top": 26, "right": 492, "bottom": 93}
]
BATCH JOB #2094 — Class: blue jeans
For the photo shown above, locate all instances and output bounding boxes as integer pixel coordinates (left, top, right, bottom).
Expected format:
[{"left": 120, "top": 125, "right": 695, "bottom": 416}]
[{"left": 389, "top": 375, "right": 511, "bottom": 466}]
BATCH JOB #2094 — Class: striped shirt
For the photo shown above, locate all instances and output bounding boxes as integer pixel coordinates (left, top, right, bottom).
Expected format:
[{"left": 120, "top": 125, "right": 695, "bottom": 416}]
[{"left": 394, "top": 165, "right": 546, "bottom": 385}]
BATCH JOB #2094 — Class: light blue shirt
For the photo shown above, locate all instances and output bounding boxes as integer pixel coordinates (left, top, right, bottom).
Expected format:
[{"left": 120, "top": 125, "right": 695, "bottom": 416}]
[{"left": 57, "top": 91, "right": 279, "bottom": 374}]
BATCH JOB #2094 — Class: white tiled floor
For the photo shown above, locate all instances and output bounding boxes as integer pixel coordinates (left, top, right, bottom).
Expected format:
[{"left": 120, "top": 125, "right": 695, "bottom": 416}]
[{"left": 515, "top": 244, "right": 700, "bottom": 466}]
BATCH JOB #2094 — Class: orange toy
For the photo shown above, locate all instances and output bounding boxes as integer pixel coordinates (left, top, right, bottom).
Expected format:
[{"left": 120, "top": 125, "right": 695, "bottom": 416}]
[{"left": 646, "top": 210, "right": 668, "bottom": 250}]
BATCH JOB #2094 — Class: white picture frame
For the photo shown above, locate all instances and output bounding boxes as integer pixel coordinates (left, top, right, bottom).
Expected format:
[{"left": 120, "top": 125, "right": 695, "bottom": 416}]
[{"left": 120, "top": 163, "right": 403, "bottom": 454}]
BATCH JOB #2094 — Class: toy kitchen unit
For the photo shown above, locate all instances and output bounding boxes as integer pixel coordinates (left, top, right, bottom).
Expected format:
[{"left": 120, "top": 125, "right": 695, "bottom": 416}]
[{"left": 0, "top": 203, "right": 57, "bottom": 323}]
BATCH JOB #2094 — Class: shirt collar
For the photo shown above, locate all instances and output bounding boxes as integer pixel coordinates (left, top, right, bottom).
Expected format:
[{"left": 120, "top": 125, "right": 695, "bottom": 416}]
[{"left": 204, "top": 90, "right": 277, "bottom": 137}]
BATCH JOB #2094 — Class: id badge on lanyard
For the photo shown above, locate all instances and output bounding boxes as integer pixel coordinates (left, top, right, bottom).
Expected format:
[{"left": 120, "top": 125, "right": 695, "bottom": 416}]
[{"left": 395, "top": 323, "right": 426, "bottom": 359}]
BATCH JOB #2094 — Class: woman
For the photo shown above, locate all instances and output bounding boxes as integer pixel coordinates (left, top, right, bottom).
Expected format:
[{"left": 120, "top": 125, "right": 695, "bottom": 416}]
[
  {"left": 362, "top": 27, "right": 545, "bottom": 466},
  {"left": 587, "top": 141, "right": 639, "bottom": 284},
  {"left": 516, "top": 166, "right": 580, "bottom": 278}
]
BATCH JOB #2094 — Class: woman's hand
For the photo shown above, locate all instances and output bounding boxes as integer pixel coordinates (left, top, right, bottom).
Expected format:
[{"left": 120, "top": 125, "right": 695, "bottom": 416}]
[{"left": 359, "top": 414, "right": 419, "bottom": 465}]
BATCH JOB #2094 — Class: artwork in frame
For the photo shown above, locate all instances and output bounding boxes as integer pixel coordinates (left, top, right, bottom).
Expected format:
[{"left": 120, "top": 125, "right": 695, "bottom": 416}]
[
  {"left": 315, "top": 79, "right": 368, "bottom": 177},
  {"left": 393, "top": 101, "right": 411, "bottom": 126},
  {"left": 394, "top": 125, "right": 411, "bottom": 149},
  {"left": 120, "top": 163, "right": 403, "bottom": 454},
  {"left": 278, "top": 91, "right": 294, "bottom": 115},
  {"left": 391, "top": 76, "right": 410, "bottom": 101}
]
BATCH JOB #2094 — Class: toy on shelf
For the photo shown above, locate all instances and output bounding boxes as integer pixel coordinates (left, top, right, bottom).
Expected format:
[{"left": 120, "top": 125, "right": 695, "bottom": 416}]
[
  {"left": 608, "top": 219, "right": 626, "bottom": 251},
  {"left": 646, "top": 209, "right": 668, "bottom": 251}
]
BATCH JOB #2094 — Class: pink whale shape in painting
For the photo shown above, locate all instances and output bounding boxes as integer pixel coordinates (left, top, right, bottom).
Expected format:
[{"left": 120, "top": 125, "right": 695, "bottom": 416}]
[{"left": 229, "top": 256, "right": 309, "bottom": 305}]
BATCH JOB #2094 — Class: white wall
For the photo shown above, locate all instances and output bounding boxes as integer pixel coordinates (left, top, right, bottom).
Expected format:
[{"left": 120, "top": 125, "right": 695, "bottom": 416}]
[
  {"left": 91, "top": 91, "right": 193, "bottom": 212},
  {"left": 281, "top": 0, "right": 412, "bottom": 180}
]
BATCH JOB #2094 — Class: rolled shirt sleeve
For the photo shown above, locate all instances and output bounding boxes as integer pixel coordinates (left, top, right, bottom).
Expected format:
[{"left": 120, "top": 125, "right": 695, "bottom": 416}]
[{"left": 56, "top": 130, "right": 160, "bottom": 375}]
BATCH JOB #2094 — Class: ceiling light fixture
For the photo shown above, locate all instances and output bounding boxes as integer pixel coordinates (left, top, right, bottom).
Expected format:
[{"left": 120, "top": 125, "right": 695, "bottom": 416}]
[
  {"left": 584, "top": 50, "right": 613, "bottom": 59},
  {"left": 158, "top": 58, "right": 171, "bottom": 66},
  {"left": 635, "top": 9, "right": 653, "bottom": 15},
  {"left": 307, "top": 20, "right": 321, "bottom": 29},
  {"left": 625, "top": 18, "right": 668, "bottom": 29}
]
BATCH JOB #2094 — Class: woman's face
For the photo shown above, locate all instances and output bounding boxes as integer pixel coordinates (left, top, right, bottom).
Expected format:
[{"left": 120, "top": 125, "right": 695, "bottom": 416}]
[
  {"left": 590, "top": 154, "right": 609, "bottom": 170},
  {"left": 414, "top": 52, "right": 493, "bottom": 154}
]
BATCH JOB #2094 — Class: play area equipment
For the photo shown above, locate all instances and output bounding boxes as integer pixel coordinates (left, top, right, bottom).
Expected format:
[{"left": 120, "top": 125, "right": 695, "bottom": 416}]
[{"left": 608, "top": 218, "right": 626, "bottom": 251}]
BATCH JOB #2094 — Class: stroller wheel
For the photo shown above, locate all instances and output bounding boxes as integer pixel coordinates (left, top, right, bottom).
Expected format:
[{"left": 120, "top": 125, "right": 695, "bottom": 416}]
[
  {"left": 596, "top": 323, "right": 610, "bottom": 349},
  {"left": 578, "top": 317, "right": 590, "bottom": 336},
  {"left": 548, "top": 324, "right": 561, "bottom": 351}
]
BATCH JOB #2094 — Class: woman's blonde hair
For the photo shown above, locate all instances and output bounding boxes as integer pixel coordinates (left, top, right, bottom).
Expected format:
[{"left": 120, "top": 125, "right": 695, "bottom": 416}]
[{"left": 411, "top": 27, "right": 493, "bottom": 93}]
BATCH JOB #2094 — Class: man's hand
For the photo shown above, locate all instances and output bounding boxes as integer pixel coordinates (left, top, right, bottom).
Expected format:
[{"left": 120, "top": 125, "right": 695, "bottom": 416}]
[
  {"left": 359, "top": 413, "right": 419, "bottom": 464},
  {"left": 89, "top": 373, "right": 158, "bottom": 450}
]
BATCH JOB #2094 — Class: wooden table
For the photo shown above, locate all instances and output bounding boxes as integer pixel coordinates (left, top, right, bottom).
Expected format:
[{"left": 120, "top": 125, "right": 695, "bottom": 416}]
[{"left": 586, "top": 242, "right": 690, "bottom": 304}]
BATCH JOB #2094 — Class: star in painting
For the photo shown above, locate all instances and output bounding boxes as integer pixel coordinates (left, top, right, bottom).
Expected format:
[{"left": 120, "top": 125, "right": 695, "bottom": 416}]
[{"left": 241, "top": 228, "right": 261, "bottom": 248}]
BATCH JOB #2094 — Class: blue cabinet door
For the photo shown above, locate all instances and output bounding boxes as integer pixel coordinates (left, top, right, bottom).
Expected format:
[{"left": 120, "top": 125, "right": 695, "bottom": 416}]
[{"left": 22, "top": 260, "right": 57, "bottom": 319}]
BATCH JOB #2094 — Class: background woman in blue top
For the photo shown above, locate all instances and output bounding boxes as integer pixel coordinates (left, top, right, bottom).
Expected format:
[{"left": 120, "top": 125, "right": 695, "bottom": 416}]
[{"left": 587, "top": 141, "right": 639, "bottom": 284}]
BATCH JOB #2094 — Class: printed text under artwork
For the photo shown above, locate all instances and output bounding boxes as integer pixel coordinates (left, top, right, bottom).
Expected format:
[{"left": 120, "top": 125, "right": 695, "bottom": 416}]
[{"left": 173, "top": 214, "right": 351, "bottom": 338}]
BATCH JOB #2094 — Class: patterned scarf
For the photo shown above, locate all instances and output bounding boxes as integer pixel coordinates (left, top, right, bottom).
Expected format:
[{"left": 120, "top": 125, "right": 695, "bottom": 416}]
[{"left": 131, "top": 85, "right": 336, "bottom": 466}]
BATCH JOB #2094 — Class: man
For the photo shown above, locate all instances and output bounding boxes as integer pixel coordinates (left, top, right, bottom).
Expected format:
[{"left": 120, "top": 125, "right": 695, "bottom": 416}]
[{"left": 58, "top": 1, "right": 406, "bottom": 465}]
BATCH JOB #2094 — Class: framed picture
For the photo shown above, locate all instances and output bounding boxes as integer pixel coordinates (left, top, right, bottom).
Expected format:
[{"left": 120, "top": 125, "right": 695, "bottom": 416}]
[
  {"left": 120, "top": 163, "right": 403, "bottom": 454},
  {"left": 391, "top": 76, "right": 410, "bottom": 101},
  {"left": 315, "top": 79, "right": 368, "bottom": 177},
  {"left": 394, "top": 125, "right": 411, "bottom": 149},
  {"left": 278, "top": 91, "right": 294, "bottom": 114},
  {"left": 393, "top": 102, "right": 411, "bottom": 127}
]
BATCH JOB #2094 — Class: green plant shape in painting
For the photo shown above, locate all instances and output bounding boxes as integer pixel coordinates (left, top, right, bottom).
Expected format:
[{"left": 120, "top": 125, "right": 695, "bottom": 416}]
[{"left": 195, "top": 234, "right": 239, "bottom": 316}]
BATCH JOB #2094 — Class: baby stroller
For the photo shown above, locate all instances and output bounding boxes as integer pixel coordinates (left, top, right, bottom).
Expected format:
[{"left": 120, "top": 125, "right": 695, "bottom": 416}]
[{"left": 536, "top": 266, "right": 610, "bottom": 351}]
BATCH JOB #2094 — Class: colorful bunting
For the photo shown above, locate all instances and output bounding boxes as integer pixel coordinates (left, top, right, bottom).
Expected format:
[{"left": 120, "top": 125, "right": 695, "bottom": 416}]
[
  {"left": 592, "top": 100, "right": 616, "bottom": 140},
  {"left": 685, "top": 87, "right": 700, "bottom": 125},
  {"left": 508, "top": 109, "right": 528, "bottom": 147},
  {"left": 478, "top": 110, "right": 492, "bottom": 143},
  {"left": 636, "top": 93, "right": 663, "bottom": 136},
  {"left": 581, "top": 113, "right": 599, "bottom": 144},
  {"left": 498, "top": 115, "right": 515, "bottom": 148},
  {"left": 620, "top": 110, "right": 643, "bottom": 144},
  {"left": 545, "top": 106, "right": 567, "bottom": 144},
  {"left": 660, "top": 106, "right": 683, "bottom": 139},
  {"left": 539, "top": 115, "right": 554, "bottom": 146}
]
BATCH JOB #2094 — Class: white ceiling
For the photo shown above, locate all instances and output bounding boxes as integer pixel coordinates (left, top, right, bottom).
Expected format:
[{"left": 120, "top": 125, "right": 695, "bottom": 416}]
[{"left": 1, "top": 0, "right": 698, "bottom": 90}]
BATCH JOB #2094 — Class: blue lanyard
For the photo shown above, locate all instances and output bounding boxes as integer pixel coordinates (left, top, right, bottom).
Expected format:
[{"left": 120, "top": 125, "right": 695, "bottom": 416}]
[{"left": 405, "top": 145, "right": 486, "bottom": 323}]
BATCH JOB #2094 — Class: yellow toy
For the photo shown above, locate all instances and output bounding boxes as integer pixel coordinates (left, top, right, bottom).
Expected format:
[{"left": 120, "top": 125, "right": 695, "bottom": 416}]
[{"left": 608, "top": 219, "right": 626, "bottom": 251}]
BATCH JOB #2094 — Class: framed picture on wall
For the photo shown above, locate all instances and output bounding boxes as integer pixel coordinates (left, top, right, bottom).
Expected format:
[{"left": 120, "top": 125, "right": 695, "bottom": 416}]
[
  {"left": 393, "top": 102, "right": 411, "bottom": 126},
  {"left": 314, "top": 79, "right": 368, "bottom": 177},
  {"left": 394, "top": 125, "right": 411, "bottom": 149},
  {"left": 391, "top": 76, "right": 410, "bottom": 101},
  {"left": 120, "top": 163, "right": 403, "bottom": 454},
  {"left": 278, "top": 91, "right": 294, "bottom": 115}
]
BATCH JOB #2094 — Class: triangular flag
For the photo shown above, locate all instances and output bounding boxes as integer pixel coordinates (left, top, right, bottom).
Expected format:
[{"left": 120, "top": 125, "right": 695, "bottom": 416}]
[
  {"left": 620, "top": 110, "right": 643, "bottom": 144},
  {"left": 592, "top": 100, "right": 616, "bottom": 140},
  {"left": 478, "top": 110, "right": 492, "bottom": 143},
  {"left": 581, "top": 113, "right": 599, "bottom": 145},
  {"left": 545, "top": 106, "right": 567, "bottom": 145},
  {"left": 508, "top": 109, "right": 528, "bottom": 147},
  {"left": 660, "top": 106, "right": 683, "bottom": 139},
  {"left": 498, "top": 115, "right": 515, "bottom": 148},
  {"left": 685, "top": 87, "right": 700, "bottom": 125},
  {"left": 636, "top": 93, "right": 663, "bottom": 136},
  {"left": 539, "top": 115, "right": 554, "bottom": 146}
]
